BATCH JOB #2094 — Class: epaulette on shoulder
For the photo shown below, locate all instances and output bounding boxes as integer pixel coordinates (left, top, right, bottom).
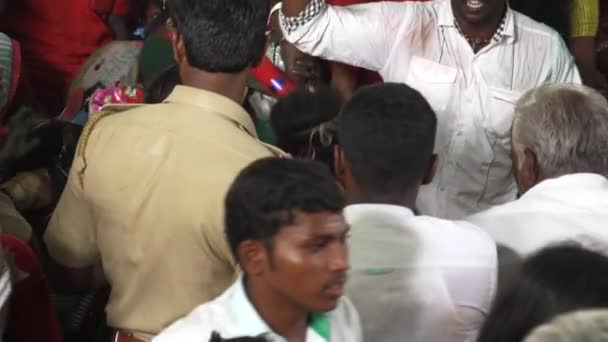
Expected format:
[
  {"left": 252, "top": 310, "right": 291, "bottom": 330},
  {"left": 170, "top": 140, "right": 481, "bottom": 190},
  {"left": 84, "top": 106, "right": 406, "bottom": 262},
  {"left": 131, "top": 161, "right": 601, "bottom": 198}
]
[{"left": 76, "top": 103, "right": 146, "bottom": 187}]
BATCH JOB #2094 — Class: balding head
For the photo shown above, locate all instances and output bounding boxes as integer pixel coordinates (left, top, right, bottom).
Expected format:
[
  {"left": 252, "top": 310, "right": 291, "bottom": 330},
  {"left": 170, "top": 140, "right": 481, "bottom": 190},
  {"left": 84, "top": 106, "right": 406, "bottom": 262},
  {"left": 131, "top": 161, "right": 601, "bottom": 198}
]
[{"left": 511, "top": 84, "right": 608, "bottom": 193}]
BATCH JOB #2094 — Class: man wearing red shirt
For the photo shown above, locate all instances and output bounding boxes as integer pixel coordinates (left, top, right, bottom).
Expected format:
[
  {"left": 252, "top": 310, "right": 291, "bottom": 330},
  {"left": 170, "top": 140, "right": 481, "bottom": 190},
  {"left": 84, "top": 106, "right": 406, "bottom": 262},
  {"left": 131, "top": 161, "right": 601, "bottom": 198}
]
[{"left": 0, "top": 0, "right": 130, "bottom": 114}]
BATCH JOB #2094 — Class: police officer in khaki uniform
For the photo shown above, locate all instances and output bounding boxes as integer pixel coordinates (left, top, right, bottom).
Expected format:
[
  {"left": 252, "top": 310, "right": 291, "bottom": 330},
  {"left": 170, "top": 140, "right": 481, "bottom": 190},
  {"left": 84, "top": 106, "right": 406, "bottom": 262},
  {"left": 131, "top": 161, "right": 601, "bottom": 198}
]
[{"left": 43, "top": 0, "right": 284, "bottom": 341}]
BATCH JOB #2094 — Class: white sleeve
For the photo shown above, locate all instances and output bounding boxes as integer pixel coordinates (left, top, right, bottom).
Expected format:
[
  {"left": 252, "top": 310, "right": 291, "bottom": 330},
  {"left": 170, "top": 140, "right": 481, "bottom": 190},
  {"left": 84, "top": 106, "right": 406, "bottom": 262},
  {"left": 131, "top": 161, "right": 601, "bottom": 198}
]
[
  {"left": 550, "top": 33, "right": 582, "bottom": 83},
  {"left": 280, "top": 0, "right": 421, "bottom": 72}
]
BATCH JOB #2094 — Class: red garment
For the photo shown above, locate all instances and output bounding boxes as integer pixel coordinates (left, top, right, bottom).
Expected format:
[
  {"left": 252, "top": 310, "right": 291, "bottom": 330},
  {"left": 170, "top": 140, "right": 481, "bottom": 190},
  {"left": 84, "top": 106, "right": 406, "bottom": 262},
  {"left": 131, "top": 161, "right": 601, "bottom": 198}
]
[
  {"left": 0, "top": 234, "right": 62, "bottom": 342},
  {"left": 0, "top": 0, "right": 130, "bottom": 113},
  {"left": 326, "top": 0, "right": 425, "bottom": 88}
]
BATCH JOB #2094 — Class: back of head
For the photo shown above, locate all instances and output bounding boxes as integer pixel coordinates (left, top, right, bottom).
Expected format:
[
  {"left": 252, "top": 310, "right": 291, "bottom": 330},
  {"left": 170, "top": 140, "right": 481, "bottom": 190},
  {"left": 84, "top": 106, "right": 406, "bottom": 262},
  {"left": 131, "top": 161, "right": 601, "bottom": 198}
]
[
  {"left": 224, "top": 158, "right": 344, "bottom": 261},
  {"left": 512, "top": 84, "right": 608, "bottom": 178},
  {"left": 169, "top": 0, "right": 269, "bottom": 73},
  {"left": 524, "top": 309, "right": 608, "bottom": 342},
  {"left": 270, "top": 85, "right": 341, "bottom": 167},
  {"left": 337, "top": 82, "right": 437, "bottom": 198},
  {"left": 478, "top": 243, "right": 608, "bottom": 342}
]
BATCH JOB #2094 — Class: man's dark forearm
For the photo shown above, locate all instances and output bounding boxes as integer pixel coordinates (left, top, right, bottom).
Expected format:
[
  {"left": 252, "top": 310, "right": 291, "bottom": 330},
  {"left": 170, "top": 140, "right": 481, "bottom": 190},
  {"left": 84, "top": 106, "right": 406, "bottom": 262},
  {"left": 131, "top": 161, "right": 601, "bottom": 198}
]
[
  {"left": 108, "top": 15, "right": 130, "bottom": 40},
  {"left": 282, "top": 0, "right": 311, "bottom": 17}
]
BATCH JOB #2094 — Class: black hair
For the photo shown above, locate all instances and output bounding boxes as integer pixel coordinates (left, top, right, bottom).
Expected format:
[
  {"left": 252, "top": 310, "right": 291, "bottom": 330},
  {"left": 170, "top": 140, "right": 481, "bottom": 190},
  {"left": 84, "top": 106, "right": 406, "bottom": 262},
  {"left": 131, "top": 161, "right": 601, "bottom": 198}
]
[
  {"left": 270, "top": 85, "right": 342, "bottom": 170},
  {"left": 478, "top": 243, "right": 608, "bottom": 342},
  {"left": 225, "top": 158, "right": 344, "bottom": 260},
  {"left": 337, "top": 82, "right": 437, "bottom": 199},
  {"left": 510, "top": 0, "right": 572, "bottom": 44},
  {"left": 169, "top": 0, "right": 269, "bottom": 73},
  {"left": 144, "top": 65, "right": 181, "bottom": 104}
]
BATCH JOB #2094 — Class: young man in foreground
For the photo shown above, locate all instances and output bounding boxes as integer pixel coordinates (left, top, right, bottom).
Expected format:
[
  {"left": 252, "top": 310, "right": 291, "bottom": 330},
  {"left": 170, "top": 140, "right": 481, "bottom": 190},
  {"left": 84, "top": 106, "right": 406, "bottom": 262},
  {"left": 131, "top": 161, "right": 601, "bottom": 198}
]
[{"left": 154, "top": 158, "right": 362, "bottom": 342}]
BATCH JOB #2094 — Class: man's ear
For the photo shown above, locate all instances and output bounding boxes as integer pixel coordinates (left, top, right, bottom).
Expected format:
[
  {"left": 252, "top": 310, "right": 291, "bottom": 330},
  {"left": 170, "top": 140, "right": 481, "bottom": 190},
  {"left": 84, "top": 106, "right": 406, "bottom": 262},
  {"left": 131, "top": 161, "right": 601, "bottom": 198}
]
[
  {"left": 334, "top": 145, "right": 347, "bottom": 185},
  {"left": 518, "top": 148, "right": 541, "bottom": 193},
  {"left": 237, "top": 241, "right": 268, "bottom": 277},
  {"left": 170, "top": 28, "right": 187, "bottom": 66},
  {"left": 422, "top": 154, "right": 438, "bottom": 185}
]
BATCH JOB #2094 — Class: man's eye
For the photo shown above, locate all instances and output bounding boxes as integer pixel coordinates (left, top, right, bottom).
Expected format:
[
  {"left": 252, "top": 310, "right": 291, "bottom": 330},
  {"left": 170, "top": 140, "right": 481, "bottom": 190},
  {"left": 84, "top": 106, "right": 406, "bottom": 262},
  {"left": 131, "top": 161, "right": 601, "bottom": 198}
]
[{"left": 310, "top": 240, "right": 327, "bottom": 252}]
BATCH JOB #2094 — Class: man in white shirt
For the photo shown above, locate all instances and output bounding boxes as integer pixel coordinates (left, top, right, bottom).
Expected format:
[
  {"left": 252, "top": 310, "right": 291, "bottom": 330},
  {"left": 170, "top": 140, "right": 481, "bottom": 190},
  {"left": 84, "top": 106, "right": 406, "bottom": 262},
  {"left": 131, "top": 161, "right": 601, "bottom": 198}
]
[
  {"left": 154, "top": 158, "right": 362, "bottom": 342},
  {"left": 467, "top": 84, "right": 608, "bottom": 257},
  {"left": 334, "top": 83, "right": 497, "bottom": 342},
  {"left": 280, "top": 0, "right": 581, "bottom": 219}
]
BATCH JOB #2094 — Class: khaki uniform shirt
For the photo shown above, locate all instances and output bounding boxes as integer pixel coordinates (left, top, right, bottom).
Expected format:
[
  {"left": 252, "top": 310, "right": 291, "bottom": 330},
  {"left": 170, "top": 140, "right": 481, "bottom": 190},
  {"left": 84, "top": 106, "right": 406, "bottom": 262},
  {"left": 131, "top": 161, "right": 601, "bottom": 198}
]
[{"left": 44, "top": 86, "right": 284, "bottom": 336}]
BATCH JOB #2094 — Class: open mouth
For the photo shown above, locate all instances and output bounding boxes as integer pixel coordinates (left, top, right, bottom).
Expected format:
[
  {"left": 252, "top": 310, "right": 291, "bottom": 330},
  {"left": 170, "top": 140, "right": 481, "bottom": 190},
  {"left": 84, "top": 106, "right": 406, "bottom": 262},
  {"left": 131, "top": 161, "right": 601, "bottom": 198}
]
[{"left": 466, "top": 0, "right": 484, "bottom": 10}]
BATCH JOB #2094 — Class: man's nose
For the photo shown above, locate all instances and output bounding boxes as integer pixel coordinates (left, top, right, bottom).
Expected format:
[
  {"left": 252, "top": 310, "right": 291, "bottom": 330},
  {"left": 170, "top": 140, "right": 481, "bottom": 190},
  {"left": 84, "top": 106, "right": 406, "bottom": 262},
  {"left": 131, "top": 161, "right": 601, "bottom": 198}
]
[{"left": 328, "top": 242, "right": 349, "bottom": 272}]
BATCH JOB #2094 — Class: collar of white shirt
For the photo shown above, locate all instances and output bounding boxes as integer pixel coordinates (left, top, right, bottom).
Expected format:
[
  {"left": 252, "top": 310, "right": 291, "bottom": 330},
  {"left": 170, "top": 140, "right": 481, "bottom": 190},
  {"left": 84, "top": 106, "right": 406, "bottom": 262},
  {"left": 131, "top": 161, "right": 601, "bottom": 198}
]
[
  {"left": 345, "top": 203, "right": 416, "bottom": 227},
  {"left": 229, "top": 276, "right": 331, "bottom": 341},
  {"left": 521, "top": 173, "right": 608, "bottom": 201},
  {"left": 436, "top": 0, "right": 516, "bottom": 44}
]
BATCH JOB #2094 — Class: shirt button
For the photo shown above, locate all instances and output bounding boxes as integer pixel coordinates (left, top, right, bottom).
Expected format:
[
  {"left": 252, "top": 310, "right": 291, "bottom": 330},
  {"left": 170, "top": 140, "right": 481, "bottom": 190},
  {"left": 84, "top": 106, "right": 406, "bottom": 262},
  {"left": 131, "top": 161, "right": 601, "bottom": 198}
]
[
  {"left": 457, "top": 131, "right": 463, "bottom": 136},
  {"left": 465, "top": 98, "right": 472, "bottom": 104},
  {"left": 439, "top": 187, "right": 446, "bottom": 192}
]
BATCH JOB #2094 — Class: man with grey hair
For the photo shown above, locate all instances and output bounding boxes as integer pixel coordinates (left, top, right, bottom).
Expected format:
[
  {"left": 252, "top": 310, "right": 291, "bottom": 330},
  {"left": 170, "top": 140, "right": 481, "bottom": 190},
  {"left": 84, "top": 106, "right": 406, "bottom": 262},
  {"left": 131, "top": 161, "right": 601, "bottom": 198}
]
[
  {"left": 524, "top": 310, "right": 608, "bottom": 342},
  {"left": 467, "top": 83, "right": 608, "bottom": 257}
]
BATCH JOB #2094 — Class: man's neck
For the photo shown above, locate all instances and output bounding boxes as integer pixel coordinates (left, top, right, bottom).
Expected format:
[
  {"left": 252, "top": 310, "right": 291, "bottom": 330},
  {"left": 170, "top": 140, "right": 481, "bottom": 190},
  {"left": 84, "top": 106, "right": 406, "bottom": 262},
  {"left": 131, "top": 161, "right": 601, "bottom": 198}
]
[
  {"left": 245, "top": 277, "right": 309, "bottom": 341},
  {"left": 454, "top": 6, "right": 507, "bottom": 41},
  {"left": 181, "top": 67, "right": 249, "bottom": 104},
  {"left": 351, "top": 189, "right": 419, "bottom": 212}
]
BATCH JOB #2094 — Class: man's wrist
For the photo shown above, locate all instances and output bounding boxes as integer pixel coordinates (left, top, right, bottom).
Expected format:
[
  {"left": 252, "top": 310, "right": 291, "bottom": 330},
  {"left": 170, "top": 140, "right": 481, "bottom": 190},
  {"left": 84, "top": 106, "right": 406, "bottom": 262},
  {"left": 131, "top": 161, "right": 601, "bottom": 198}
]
[{"left": 280, "top": 0, "right": 326, "bottom": 34}]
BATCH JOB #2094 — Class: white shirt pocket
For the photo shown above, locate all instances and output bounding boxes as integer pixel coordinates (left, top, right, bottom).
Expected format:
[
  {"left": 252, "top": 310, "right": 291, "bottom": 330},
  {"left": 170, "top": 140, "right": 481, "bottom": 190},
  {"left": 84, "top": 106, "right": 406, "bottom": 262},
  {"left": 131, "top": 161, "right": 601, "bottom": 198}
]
[
  {"left": 406, "top": 56, "right": 457, "bottom": 114},
  {"left": 485, "top": 87, "right": 522, "bottom": 139}
]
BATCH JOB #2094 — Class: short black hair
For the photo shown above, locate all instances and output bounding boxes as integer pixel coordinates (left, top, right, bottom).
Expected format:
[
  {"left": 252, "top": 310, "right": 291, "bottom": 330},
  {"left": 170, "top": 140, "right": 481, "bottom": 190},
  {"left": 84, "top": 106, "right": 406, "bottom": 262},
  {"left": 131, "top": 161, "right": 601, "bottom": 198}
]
[
  {"left": 169, "top": 0, "right": 269, "bottom": 73},
  {"left": 270, "top": 85, "right": 341, "bottom": 169},
  {"left": 337, "top": 82, "right": 437, "bottom": 197},
  {"left": 144, "top": 65, "right": 181, "bottom": 104},
  {"left": 478, "top": 243, "right": 608, "bottom": 342},
  {"left": 225, "top": 158, "right": 344, "bottom": 260}
]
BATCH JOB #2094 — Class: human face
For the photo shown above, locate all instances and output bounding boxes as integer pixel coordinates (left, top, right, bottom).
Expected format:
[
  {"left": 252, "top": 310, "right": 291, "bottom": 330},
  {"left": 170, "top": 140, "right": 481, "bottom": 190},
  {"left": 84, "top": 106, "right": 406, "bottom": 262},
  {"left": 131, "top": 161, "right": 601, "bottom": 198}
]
[
  {"left": 451, "top": 0, "right": 506, "bottom": 28},
  {"left": 145, "top": 3, "right": 162, "bottom": 28},
  {"left": 265, "top": 211, "right": 350, "bottom": 313}
]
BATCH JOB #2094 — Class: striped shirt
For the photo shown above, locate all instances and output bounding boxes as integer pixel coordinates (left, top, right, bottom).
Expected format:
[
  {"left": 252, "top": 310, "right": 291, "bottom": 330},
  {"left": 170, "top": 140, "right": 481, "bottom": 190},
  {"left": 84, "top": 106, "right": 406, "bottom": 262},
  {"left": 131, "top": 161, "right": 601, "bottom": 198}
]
[{"left": 572, "top": 0, "right": 600, "bottom": 37}]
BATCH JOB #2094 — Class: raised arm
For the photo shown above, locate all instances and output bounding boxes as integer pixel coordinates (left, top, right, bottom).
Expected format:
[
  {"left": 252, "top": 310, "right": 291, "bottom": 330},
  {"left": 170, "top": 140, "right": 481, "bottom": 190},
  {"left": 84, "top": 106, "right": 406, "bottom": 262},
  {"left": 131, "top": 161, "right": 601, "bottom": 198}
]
[{"left": 279, "top": 0, "right": 418, "bottom": 72}]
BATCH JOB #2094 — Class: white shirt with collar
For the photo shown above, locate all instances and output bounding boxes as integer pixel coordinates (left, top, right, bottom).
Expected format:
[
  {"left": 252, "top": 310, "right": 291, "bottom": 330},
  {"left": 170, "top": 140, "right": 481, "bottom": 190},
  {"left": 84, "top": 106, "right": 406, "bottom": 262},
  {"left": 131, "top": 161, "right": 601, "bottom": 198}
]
[
  {"left": 345, "top": 204, "right": 497, "bottom": 342},
  {"left": 152, "top": 276, "right": 363, "bottom": 342},
  {"left": 467, "top": 173, "right": 608, "bottom": 256},
  {"left": 280, "top": 0, "right": 581, "bottom": 219}
]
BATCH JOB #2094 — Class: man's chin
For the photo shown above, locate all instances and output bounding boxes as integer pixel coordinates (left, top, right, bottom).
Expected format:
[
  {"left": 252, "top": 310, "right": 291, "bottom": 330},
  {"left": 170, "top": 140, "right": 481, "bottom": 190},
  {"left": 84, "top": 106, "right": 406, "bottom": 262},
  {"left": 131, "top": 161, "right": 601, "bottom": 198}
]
[{"left": 311, "top": 297, "right": 341, "bottom": 313}]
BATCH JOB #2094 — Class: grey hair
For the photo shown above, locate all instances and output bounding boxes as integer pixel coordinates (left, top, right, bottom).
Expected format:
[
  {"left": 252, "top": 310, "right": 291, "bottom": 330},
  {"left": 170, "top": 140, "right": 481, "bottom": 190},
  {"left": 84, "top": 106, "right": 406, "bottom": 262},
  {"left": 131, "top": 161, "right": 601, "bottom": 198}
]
[
  {"left": 512, "top": 83, "right": 608, "bottom": 177},
  {"left": 524, "top": 309, "right": 608, "bottom": 342}
]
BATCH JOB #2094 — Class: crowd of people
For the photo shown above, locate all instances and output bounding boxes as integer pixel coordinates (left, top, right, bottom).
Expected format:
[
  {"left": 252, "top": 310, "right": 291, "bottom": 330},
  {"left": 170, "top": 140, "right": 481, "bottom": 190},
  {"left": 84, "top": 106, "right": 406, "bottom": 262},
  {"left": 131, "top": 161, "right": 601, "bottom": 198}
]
[{"left": 0, "top": 0, "right": 606, "bottom": 341}]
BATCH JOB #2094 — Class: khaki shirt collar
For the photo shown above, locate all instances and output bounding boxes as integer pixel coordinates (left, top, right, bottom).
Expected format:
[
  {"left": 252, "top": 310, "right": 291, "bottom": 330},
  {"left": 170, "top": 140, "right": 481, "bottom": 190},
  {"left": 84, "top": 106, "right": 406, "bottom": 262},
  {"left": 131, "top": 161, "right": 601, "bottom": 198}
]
[{"left": 164, "top": 85, "right": 258, "bottom": 138}]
